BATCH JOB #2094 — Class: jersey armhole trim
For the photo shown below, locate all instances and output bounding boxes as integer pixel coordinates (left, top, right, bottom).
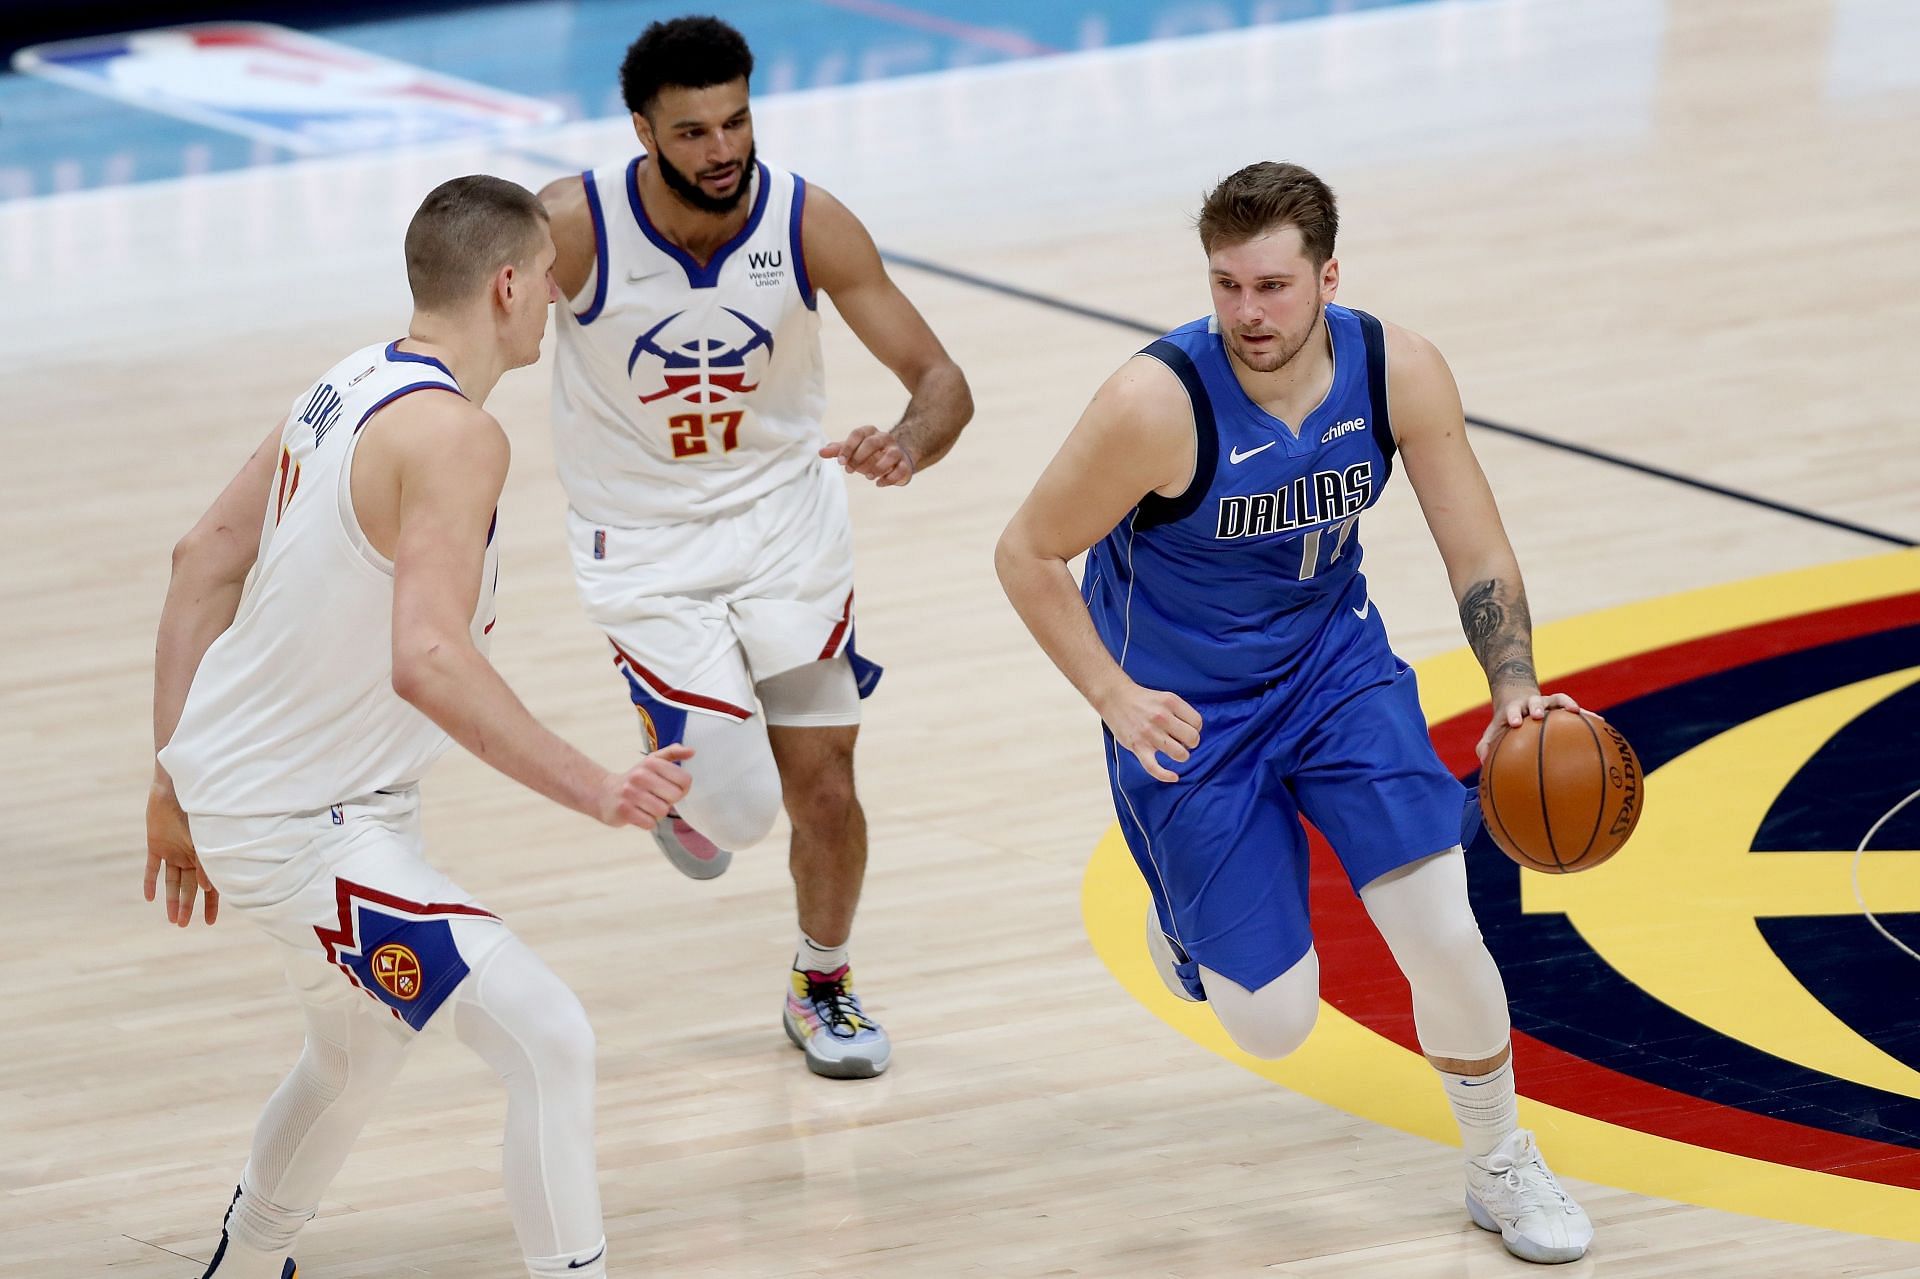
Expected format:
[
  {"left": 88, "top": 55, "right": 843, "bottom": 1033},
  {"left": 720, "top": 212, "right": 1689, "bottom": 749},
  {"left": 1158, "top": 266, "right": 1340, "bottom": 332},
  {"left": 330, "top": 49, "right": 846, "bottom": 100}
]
[
  {"left": 1133, "top": 340, "right": 1217, "bottom": 530},
  {"left": 790, "top": 174, "right": 816, "bottom": 311},
  {"left": 353, "top": 381, "right": 465, "bottom": 435},
  {"left": 1353, "top": 308, "right": 1395, "bottom": 484},
  {"left": 574, "top": 169, "right": 611, "bottom": 325}
]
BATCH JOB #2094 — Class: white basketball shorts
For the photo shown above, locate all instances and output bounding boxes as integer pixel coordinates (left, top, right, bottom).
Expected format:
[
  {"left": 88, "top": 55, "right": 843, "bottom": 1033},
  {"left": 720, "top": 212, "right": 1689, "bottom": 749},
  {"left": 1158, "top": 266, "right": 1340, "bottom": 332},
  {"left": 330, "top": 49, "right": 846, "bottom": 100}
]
[
  {"left": 189, "top": 787, "right": 509, "bottom": 1031},
  {"left": 567, "top": 455, "right": 866, "bottom": 723}
]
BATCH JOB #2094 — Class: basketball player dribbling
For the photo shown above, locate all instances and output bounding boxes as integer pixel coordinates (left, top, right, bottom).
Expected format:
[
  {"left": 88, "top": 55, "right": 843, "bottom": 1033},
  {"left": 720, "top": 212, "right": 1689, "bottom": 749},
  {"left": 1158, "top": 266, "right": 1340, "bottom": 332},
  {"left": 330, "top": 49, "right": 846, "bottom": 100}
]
[
  {"left": 997, "top": 163, "right": 1595, "bottom": 1263},
  {"left": 147, "top": 176, "right": 693, "bottom": 1278},
  {"left": 539, "top": 16, "right": 972, "bottom": 1079}
]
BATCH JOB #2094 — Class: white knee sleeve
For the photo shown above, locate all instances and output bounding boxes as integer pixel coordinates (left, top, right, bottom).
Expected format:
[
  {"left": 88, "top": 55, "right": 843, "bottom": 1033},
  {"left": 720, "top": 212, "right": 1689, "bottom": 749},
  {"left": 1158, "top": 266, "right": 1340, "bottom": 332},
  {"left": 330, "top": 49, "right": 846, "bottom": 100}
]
[
  {"left": 1202, "top": 949, "right": 1321, "bottom": 1060},
  {"left": 1360, "top": 849, "right": 1511, "bottom": 1060},
  {"left": 671, "top": 709, "right": 784, "bottom": 848},
  {"left": 452, "top": 936, "right": 605, "bottom": 1265}
]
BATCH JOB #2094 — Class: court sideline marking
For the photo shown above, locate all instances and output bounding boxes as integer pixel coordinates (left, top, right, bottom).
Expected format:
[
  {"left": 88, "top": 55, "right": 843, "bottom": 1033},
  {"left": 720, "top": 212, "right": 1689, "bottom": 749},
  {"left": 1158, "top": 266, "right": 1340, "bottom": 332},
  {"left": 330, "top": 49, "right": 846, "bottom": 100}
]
[
  {"left": 879, "top": 250, "right": 1917, "bottom": 550},
  {"left": 498, "top": 145, "right": 1913, "bottom": 551}
]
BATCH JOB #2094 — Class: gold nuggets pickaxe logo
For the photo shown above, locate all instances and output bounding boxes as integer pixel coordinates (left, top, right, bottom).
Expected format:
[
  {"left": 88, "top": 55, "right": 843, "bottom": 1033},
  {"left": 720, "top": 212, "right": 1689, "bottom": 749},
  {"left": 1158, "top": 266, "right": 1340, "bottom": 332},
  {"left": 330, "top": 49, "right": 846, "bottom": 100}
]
[
  {"left": 637, "top": 705, "right": 659, "bottom": 754},
  {"left": 371, "top": 943, "right": 423, "bottom": 1001}
]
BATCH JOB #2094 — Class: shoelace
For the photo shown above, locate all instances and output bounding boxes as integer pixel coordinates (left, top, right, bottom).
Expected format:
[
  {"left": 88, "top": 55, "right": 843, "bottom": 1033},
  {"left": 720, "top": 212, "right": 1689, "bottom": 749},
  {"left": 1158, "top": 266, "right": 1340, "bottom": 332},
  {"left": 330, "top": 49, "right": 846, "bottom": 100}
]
[
  {"left": 804, "top": 975, "right": 872, "bottom": 1038},
  {"left": 1496, "top": 1157, "right": 1577, "bottom": 1214}
]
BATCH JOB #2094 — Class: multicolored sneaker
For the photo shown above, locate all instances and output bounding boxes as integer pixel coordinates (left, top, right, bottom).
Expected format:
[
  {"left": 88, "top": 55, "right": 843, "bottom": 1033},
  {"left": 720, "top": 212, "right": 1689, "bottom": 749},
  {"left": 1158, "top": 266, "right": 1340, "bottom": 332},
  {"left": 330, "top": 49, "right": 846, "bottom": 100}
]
[
  {"left": 651, "top": 810, "right": 731, "bottom": 879},
  {"left": 783, "top": 964, "right": 891, "bottom": 1079},
  {"left": 201, "top": 1186, "right": 298, "bottom": 1277},
  {"left": 1465, "top": 1129, "right": 1594, "bottom": 1264}
]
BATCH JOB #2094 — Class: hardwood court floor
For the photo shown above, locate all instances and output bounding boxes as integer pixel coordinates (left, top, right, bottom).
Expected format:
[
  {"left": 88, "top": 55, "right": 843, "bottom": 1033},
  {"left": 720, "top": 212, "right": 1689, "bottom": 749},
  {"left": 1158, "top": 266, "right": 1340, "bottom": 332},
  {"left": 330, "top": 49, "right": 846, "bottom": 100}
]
[{"left": 2, "top": 0, "right": 1917, "bottom": 1273}]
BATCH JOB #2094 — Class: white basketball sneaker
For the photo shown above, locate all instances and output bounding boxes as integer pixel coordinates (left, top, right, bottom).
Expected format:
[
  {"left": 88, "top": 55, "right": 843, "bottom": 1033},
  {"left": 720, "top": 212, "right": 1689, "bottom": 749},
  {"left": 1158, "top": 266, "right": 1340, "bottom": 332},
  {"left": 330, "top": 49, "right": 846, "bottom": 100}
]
[
  {"left": 1465, "top": 1129, "right": 1594, "bottom": 1264},
  {"left": 650, "top": 810, "right": 731, "bottom": 879},
  {"left": 1145, "top": 904, "right": 1203, "bottom": 1002}
]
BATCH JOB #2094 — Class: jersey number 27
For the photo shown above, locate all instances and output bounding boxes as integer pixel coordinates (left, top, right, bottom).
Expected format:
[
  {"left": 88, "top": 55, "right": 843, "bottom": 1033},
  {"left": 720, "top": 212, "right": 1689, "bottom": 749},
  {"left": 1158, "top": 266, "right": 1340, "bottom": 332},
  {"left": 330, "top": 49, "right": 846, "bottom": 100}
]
[{"left": 669, "top": 410, "right": 744, "bottom": 459}]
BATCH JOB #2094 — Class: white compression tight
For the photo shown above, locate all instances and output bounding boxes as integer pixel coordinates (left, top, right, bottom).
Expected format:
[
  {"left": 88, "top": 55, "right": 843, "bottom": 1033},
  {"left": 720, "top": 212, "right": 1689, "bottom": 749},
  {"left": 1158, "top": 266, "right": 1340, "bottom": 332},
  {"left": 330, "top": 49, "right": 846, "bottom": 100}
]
[
  {"left": 219, "top": 935, "right": 606, "bottom": 1277},
  {"left": 1203, "top": 848, "right": 1511, "bottom": 1063},
  {"left": 668, "top": 657, "right": 860, "bottom": 849}
]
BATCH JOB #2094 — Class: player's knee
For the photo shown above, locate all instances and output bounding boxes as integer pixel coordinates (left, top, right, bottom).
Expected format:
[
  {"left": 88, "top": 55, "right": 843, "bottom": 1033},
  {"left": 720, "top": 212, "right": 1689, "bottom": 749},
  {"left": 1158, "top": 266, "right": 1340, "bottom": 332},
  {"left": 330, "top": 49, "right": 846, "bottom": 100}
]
[
  {"left": 1222, "top": 998, "right": 1319, "bottom": 1060},
  {"left": 784, "top": 764, "right": 858, "bottom": 838},
  {"left": 686, "top": 782, "right": 782, "bottom": 848},
  {"left": 532, "top": 983, "right": 596, "bottom": 1063},
  {"left": 1398, "top": 915, "right": 1490, "bottom": 974}
]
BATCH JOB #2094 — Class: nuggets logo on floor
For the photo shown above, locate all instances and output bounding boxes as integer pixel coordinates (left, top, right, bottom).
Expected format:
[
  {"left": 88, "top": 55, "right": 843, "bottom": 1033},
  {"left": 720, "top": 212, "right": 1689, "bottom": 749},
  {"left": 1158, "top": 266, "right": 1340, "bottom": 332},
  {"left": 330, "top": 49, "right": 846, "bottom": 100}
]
[
  {"left": 1083, "top": 549, "right": 1920, "bottom": 1243},
  {"left": 371, "top": 943, "right": 423, "bottom": 1001}
]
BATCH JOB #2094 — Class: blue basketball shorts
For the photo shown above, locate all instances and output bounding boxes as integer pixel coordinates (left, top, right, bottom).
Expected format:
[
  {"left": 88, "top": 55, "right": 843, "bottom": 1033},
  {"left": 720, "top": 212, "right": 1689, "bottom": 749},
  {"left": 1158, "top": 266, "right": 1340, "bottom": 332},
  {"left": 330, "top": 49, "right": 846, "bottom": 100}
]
[{"left": 1105, "top": 657, "right": 1473, "bottom": 1002}]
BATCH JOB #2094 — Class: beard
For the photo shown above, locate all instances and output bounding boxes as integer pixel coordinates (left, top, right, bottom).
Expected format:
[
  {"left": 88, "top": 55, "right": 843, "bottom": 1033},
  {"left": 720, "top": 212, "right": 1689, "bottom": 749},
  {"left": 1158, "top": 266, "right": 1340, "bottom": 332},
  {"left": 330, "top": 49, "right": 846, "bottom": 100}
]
[
  {"left": 655, "top": 141, "right": 757, "bottom": 215},
  {"left": 1226, "top": 305, "right": 1322, "bottom": 375}
]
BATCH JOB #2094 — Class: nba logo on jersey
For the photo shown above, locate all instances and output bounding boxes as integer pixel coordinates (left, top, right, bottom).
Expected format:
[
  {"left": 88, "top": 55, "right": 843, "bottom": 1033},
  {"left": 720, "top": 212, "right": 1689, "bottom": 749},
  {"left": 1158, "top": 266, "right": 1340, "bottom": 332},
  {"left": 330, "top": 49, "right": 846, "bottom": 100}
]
[{"left": 628, "top": 308, "right": 776, "bottom": 406}]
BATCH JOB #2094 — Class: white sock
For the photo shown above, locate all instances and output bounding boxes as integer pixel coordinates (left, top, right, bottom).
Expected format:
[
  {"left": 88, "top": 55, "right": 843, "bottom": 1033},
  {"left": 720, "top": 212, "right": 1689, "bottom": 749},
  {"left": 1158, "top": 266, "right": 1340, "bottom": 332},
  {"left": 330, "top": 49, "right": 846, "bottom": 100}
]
[
  {"left": 207, "top": 1235, "right": 284, "bottom": 1279},
  {"left": 528, "top": 1237, "right": 607, "bottom": 1278},
  {"left": 1439, "top": 1057, "right": 1519, "bottom": 1160},
  {"left": 796, "top": 931, "right": 848, "bottom": 975}
]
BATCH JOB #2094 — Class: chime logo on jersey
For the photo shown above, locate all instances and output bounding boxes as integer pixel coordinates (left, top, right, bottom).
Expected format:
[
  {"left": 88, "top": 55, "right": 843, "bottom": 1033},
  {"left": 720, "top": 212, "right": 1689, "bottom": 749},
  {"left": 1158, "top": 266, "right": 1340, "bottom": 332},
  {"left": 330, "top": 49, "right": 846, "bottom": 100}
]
[
  {"left": 371, "top": 943, "right": 422, "bottom": 1001},
  {"left": 1083, "top": 551, "right": 1920, "bottom": 1244},
  {"left": 627, "top": 307, "right": 776, "bottom": 406}
]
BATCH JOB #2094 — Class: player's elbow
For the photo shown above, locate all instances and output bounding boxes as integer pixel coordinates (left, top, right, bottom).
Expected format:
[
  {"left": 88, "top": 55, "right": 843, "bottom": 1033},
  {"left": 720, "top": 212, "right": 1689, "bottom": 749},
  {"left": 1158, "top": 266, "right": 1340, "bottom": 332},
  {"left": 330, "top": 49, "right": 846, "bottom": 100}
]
[
  {"left": 170, "top": 523, "right": 251, "bottom": 587},
  {"left": 390, "top": 631, "right": 468, "bottom": 710},
  {"left": 993, "top": 525, "right": 1043, "bottom": 597},
  {"left": 948, "top": 362, "right": 975, "bottom": 427}
]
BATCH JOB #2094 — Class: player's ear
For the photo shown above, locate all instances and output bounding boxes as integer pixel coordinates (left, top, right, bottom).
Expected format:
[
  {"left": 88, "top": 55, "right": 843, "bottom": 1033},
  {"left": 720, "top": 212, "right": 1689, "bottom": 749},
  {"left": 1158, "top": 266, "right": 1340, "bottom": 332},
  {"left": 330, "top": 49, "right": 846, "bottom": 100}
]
[
  {"left": 632, "top": 110, "right": 655, "bottom": 152},
  {"left": 495, "top": 263, "right": 517, "bottom": 309},
  {"left": 1321, "top": 256, "right": 1340, "bottom": 301}
]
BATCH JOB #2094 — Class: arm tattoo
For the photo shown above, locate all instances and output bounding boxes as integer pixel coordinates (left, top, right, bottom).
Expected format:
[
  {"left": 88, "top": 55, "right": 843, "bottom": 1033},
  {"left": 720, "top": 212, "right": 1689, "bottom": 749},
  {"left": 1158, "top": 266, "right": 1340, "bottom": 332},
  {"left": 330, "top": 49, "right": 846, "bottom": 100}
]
[{"left": 1459, "top": 578, "right": 1537, "bottom": 692}]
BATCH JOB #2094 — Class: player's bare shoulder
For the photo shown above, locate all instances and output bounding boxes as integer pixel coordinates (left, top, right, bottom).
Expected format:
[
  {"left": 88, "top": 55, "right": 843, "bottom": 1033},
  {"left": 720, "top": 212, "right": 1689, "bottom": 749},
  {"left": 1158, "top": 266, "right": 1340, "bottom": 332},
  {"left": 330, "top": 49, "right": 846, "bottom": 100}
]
[
  {"left": 538, "top": 173, "right": 596, "bottom": 301},
  {"left": 369, "top": 388, "right": 509, "bottom": 480},
  {"left": 1089, "top": 351, "right": 1200, "bottom": 498},
  {"left": 797, "top": 181, "right": 881, "bottom": 292},
  {"left": 1378, "top": 317, "right": 1465, "bottom": 442}
]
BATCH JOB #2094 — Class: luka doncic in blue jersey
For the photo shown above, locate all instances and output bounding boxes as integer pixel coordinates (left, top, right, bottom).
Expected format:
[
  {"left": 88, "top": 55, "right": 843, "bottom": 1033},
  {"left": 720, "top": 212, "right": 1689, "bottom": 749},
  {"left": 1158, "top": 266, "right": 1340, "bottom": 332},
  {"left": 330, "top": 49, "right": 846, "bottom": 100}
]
[
  {"left": 1084, "top": 303, "right": 1472, "bottom": 1001},
  {"left": 1084, "top": 303, "right": 1393, "bottom": 702}
]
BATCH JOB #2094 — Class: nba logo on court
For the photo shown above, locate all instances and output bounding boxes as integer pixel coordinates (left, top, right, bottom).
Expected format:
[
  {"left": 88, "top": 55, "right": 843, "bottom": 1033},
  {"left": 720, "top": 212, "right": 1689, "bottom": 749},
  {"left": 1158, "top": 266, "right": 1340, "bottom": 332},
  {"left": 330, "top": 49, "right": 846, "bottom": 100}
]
[{"left": 12, "top": 22, "right": 562, "bottom": 154}]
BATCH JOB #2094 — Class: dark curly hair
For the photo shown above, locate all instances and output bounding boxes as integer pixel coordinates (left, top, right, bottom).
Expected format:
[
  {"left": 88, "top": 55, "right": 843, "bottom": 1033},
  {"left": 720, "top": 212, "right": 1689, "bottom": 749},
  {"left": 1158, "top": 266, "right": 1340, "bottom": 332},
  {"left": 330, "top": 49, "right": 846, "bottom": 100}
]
[{"left": 619, "top": 16, "right": 755, "bottom": 118}]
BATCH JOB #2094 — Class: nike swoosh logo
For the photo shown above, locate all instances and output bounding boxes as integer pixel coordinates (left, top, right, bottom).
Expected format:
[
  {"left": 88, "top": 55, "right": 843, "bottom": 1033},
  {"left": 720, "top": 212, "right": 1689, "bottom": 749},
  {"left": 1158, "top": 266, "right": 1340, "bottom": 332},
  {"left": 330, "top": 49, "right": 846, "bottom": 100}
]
[
  {"left": 1228, "top": 441, "right": 1277, "bottom": 465},
  {"left": 626, "top": 269, "right": 668, "bottom": 283},
  {"left": 1352, "top": 599, "right": 1371, "bottom": 620},
  {"left": 568, "top": 1244, "right": 607, "bottom": 1268}
]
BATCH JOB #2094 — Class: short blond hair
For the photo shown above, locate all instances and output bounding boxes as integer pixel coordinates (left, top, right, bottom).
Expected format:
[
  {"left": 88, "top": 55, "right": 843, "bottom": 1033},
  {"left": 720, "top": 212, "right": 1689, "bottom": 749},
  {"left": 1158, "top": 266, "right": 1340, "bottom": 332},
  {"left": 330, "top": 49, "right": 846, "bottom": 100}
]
[{"left": 404, "top": 175, "right": 549, "bottom": 310}]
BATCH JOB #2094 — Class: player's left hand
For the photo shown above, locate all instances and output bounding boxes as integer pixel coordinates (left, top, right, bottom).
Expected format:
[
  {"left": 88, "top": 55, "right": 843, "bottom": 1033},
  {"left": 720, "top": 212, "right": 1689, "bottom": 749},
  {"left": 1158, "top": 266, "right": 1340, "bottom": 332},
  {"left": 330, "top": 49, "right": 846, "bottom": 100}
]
[
  {"left": 1476, "top": 689, "right": 1582, "bottom": 763},
  {"left": 144, "top": 778, "right": 219, "bottom": 927},
  {"left": 821, "top": 426, "right": 915, "bottom": 487}
]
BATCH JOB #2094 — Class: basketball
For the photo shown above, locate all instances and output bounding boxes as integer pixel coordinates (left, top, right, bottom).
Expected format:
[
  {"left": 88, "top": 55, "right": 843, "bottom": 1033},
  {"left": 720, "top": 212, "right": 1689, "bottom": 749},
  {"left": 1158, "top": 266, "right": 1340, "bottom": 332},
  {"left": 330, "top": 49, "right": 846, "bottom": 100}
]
[{"left": 1478, "top": 708, "right": 1644, "bottom": 873}]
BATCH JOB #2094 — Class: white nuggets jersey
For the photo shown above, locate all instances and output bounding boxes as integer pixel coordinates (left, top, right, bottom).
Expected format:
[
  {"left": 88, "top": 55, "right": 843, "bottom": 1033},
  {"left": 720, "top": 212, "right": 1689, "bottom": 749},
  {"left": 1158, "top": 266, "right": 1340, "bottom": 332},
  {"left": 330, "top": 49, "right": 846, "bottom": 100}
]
[
  {"left": 551, "top": 157, "right": 826, "bottom": 526},
  {"left": 159, "top": 343, "right": 496, "bottom": 818}
]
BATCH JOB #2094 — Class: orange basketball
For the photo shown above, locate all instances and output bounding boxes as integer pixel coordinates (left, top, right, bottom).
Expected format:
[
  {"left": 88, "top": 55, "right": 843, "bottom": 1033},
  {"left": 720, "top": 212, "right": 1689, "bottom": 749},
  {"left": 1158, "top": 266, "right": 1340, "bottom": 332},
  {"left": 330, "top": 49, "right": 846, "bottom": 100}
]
[{"left": 1478, "top": 708, "right": 1644, "bottom": 873}]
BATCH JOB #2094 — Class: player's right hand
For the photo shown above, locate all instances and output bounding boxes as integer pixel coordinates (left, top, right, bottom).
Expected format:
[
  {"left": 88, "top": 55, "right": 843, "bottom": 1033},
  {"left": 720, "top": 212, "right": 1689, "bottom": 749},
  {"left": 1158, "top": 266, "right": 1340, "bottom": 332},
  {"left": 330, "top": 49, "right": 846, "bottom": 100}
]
[
  {"left": 1099, "top": 684, "right": 1202, "bottom": 783},
  {"left": 145, "top": 778, "right": 219, "bottom": 927},
  {"left": 596, "top": 743, "right": 695, "bottom": 829}
]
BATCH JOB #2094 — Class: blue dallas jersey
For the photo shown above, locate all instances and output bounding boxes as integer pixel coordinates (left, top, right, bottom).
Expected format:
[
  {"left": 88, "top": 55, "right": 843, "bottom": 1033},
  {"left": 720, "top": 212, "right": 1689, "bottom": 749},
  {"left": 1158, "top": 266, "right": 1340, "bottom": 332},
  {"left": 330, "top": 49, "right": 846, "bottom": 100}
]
[{"left": 1082, "top": 303, "right": 1397, "bottom": 701}]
